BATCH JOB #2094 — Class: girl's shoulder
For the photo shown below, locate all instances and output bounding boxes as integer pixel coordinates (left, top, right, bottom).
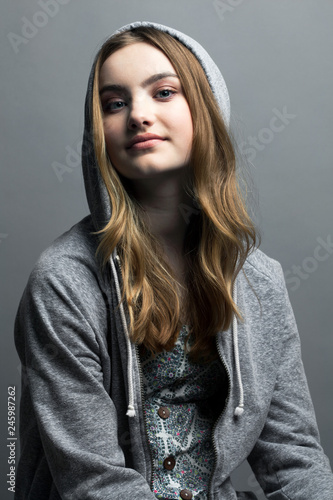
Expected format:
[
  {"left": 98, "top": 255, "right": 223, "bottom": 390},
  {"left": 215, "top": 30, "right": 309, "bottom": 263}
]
[
  {"left": 35, "top": 215, "right": 99, "bottom": 268},
  {"left": 242, "top": 247, "right": 286, "bottom": 292},
  {"left": 22, "top": 216, "right": 108, "bottom": 302}
]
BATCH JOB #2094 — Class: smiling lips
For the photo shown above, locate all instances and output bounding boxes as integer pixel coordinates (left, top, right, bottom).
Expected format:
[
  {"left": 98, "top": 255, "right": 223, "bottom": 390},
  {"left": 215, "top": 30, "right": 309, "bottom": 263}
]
[{"left": 125, "top": 133, "right": 165, "bottom": 151}]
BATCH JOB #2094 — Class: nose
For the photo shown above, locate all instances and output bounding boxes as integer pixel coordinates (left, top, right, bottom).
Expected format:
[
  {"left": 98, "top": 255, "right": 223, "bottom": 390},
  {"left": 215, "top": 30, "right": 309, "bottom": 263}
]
[{"left": 127, "top": 96, "right": 155, "bottom": 130}]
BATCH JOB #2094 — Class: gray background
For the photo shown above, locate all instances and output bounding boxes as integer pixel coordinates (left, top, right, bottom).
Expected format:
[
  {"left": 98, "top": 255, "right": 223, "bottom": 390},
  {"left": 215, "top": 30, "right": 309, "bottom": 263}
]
[{"left": 1, "top": 0, "right": 332, "bottom": 498}]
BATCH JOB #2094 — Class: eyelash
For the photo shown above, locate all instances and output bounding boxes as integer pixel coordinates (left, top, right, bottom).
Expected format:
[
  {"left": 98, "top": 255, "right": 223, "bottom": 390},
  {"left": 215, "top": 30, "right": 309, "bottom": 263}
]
[
  {"left": 102, "top": 87, "right": 177, "bottom": 114},
  {"left": 155, "top": 88, "right": 177, "bottom": 99}
]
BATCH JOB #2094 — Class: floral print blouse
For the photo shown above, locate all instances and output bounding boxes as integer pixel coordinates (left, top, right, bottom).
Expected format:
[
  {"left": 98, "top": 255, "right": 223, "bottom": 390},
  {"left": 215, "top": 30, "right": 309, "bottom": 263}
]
[{"left": 139, "top": 325, "right": 227, "bottom": 500}]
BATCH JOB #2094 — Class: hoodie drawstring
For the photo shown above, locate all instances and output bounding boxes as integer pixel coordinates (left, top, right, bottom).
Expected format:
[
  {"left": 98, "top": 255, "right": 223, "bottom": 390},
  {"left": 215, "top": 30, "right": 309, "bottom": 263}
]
[
  {"left": 232, "top": 281, "right": 244, "bottom": 417},
  {"left": 110, "top": 249, "right": 136, "bottom": 417}
]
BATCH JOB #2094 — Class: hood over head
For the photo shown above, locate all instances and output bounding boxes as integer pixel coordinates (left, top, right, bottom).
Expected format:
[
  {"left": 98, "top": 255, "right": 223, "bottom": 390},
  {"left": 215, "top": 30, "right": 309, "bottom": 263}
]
[{"left": 81, "top": 21, "right": 231, "bottom": 233}]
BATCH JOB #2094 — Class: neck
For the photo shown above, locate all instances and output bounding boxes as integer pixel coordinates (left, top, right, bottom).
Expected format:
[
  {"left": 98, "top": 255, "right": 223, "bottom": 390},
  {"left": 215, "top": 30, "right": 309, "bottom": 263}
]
[{"left": 122, "top": 167, "right": 195, "bottom": 253}]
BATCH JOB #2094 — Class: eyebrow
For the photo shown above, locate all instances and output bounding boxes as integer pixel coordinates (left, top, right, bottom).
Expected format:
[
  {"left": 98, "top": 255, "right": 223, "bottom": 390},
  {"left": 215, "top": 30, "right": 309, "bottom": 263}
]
[{"left": 99, "top": 72, "right": 179, "bottom": 96}]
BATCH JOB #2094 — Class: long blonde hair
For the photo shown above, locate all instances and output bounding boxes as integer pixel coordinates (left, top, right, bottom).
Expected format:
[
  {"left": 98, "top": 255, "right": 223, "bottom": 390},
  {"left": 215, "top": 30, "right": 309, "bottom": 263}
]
[{"left": 91, "top": 27, "right": 258, "bottom": 362}]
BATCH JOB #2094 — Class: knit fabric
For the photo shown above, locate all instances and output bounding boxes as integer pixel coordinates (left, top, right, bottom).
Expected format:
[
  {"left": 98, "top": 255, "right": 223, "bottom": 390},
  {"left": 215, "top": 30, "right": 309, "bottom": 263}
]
[{"left": 139, "top": 325, "right": 227, "bottom": 499}]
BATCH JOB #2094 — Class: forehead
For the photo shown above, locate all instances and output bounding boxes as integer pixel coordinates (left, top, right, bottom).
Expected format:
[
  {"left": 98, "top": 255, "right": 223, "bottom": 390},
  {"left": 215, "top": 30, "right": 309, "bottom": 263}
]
[{"left": 99, "top": 42, "right": 176, "bottom": 85}]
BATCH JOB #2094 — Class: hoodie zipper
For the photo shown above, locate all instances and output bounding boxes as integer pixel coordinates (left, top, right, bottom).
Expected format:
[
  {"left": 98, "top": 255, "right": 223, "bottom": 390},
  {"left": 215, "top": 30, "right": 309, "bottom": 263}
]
[
  {"left": 208, "top": 334, "right": 231, "bottom": 500},
  {"left": 135, "top": 344, "right": 155, "bottom": 491},
  {"left": 113, "top": 253, "right": 155, "bottom": 490}
]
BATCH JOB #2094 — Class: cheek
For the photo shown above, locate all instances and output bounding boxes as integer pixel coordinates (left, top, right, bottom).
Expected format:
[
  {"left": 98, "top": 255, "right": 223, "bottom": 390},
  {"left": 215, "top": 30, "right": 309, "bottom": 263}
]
[
  {"left": 178, "top": 107, "right": 193, "bottom": 146},
  {"left": 179, "top": 102, "right": 193, "bottom": 130},
  {"left": 167, "top": 103, "right": 193, "bottom": 145}
]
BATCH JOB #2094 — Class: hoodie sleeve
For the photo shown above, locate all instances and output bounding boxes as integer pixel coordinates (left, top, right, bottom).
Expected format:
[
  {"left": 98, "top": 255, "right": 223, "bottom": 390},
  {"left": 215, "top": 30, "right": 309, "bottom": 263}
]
[
  {"left": 14, "top": 251, "right": 156, "bottom": 500},
  {"left": 247, "top": 268, "right": 333, "bottom": 499}
]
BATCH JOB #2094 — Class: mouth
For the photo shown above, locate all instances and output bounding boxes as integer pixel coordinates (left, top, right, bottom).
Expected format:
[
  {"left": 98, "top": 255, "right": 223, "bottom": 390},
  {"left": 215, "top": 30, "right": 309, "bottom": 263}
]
[{"left": 125, "top": 133, "right": 165, "bottom": 150}]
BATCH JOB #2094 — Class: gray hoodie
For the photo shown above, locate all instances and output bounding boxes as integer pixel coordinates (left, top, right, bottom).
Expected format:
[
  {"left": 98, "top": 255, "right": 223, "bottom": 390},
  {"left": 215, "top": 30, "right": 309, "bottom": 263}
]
[{"left": 14, "top": 21, "right": 333, "bottom": 500}]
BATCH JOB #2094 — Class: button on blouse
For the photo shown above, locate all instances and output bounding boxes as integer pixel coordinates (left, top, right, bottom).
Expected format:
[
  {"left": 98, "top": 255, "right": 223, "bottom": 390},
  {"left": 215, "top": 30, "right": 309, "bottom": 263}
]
[
  {"left": 180, "top": 489, "right": 193, "bottom": 499},
  {"left": 164, "top": 456, "right": 176, "bottom": 470},
  {"left": 158, "top": 406, "right": 170, "bottom": 419}
]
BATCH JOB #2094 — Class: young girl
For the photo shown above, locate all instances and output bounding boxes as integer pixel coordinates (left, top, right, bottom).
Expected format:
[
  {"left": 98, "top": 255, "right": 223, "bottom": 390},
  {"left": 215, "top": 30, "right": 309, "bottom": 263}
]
[{"left": 14, "top": 21, "right": 333, "bottom": 500}]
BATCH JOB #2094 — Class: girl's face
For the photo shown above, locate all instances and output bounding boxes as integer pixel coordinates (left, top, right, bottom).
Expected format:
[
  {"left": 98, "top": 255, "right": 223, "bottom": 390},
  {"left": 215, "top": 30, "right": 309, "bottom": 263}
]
[{"left": 99, "top": 42, "right": 193, "bottom": 180}]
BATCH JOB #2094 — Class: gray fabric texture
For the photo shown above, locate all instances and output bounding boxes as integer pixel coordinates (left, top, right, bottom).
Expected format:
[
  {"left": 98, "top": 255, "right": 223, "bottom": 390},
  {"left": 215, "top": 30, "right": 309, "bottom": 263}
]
[{"left": 14, "top": 21, "right": 333, "bottom": 500}]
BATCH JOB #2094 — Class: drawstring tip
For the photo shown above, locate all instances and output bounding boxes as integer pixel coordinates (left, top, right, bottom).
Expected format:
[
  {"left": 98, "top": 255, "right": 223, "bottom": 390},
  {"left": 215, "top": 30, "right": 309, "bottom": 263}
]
[
  {"left": 126, "top": 405, "right": 136, "bottom": 417},
  {"left": 234, "top": 405, "right": 244, "bottom": 417}
]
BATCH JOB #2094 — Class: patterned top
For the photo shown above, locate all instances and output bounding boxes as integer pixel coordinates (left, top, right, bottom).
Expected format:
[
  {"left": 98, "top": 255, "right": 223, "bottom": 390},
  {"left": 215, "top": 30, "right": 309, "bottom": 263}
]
[{"left": 139, "top": 325, "right": 227, "bottom": 500}]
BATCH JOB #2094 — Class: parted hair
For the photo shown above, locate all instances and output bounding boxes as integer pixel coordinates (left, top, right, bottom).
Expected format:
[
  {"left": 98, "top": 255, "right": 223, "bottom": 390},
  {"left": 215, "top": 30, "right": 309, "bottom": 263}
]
[{"left": 91, "top": 27, "right": 257, "bottom": 362}]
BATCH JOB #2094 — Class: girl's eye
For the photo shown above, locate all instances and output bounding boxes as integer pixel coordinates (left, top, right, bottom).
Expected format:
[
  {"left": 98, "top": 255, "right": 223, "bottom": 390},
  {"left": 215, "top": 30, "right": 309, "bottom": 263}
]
[
  {"left": 102, "top": 99, "right": 126, "bottom": 113},
  {"left": 155, "top": 89, "right": 176, "bottom": 99}
]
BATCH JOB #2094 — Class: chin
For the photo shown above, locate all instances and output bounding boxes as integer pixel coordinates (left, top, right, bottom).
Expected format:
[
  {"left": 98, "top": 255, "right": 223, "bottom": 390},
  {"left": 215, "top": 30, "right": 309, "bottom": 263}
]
[{"left": 114, "top": 160, "right": 188, "bottom": 180}]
